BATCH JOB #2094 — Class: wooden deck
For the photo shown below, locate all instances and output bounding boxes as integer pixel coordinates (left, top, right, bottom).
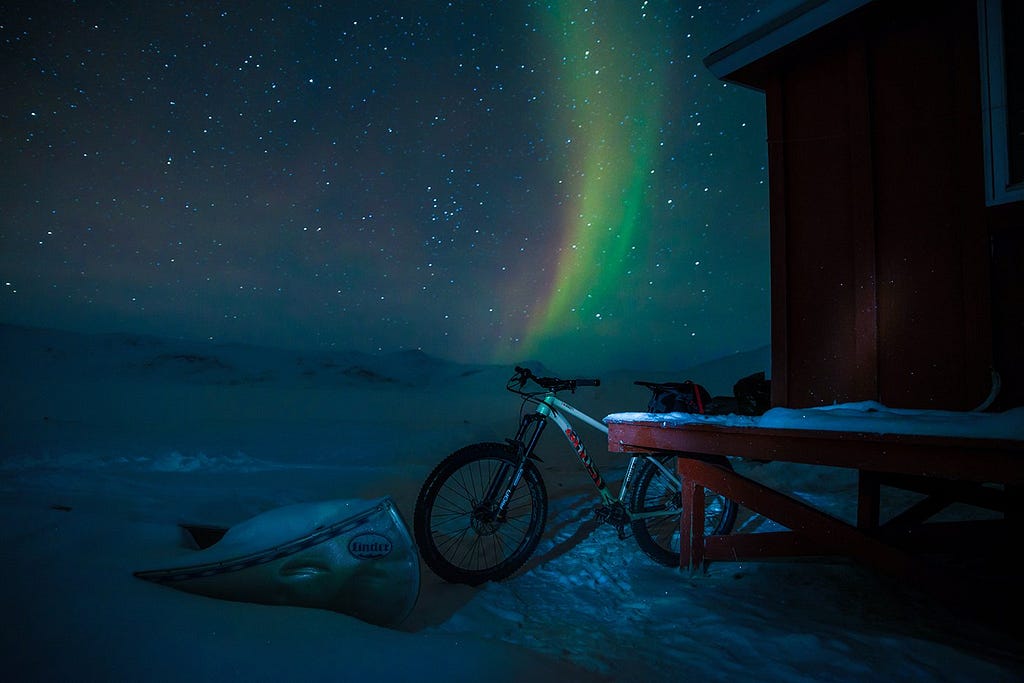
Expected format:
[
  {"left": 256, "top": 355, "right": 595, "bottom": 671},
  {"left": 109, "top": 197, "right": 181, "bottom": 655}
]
[{"left": 607, "top": 420, "right": 1024, "bottom": 590}]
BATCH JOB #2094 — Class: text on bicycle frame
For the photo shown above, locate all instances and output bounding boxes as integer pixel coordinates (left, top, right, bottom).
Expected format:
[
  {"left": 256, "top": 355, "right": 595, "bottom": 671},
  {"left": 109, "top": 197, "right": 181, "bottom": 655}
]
[{"left": 565, "top": 427, "right": 605, "bottom": 488}]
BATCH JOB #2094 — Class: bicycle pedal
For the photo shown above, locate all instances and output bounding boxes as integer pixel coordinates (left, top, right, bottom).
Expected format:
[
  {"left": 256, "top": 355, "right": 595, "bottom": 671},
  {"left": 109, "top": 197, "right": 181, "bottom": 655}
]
[{"left": 593, "top": 503, "right": 629, "bottom": 529}]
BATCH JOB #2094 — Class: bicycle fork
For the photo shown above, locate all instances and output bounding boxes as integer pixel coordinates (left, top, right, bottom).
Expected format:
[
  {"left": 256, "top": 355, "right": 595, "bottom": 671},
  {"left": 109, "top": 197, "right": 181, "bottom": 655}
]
[
  {"left": 494, "top": 401, "right": 628, "bottom": 536},
  {"left": 491, "top": 399, "right": 615, "bottom": 515},
  {"left": 484, "top": 412, "right": 548, "bottom": 521}
]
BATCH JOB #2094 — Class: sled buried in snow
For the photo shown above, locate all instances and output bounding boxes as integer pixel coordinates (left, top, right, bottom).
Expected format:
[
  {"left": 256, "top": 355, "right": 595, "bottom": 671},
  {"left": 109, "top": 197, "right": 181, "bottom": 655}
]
[{"left": 135, "top": 497, "right": 419, "bottom": 627}]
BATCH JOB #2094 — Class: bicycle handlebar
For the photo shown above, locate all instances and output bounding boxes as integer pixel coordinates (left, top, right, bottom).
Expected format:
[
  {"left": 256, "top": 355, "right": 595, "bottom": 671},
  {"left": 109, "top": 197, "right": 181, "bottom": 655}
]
[{"left": 510, "top": 365, "right": 600, "bottom": 393}]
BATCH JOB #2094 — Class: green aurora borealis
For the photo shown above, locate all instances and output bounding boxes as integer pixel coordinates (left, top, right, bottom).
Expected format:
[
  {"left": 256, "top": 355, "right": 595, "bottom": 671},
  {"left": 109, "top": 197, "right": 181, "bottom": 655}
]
[
  {"left": 2, "top": 1, "right": 769, "bottom": 373},
  {"left": 520, "top": 0, "right": 667, "bottom": 360}
]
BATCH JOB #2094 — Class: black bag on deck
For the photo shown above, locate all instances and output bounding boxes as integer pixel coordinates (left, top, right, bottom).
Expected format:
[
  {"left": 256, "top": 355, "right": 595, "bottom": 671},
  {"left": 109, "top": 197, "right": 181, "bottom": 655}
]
[
  {"left": 733, "top": 371, "right": 771, "bottom": 416},
  {"left": 635, "top": 380, "right": 711, "bottom": 415}
]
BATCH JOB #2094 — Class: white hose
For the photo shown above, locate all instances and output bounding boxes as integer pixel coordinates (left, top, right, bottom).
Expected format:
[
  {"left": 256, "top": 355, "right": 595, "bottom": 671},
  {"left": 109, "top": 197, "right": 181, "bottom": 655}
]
[{"left": 971, "top": 370, "right": 1001, "bottom": 412}]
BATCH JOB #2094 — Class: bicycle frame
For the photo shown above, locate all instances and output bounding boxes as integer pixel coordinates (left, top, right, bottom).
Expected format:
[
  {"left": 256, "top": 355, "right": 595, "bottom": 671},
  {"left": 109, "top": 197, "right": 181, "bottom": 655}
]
[{"left": 499, "top": 392, "right": 680, "bottom": 522}]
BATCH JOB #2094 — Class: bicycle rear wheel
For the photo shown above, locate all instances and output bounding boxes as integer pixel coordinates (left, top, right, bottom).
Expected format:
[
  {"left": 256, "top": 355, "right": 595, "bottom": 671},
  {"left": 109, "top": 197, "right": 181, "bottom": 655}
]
[
  {"left": 629, "top": 454, "right": 737, "bottom": 567},
  {"left": 413, "top": 442, "right": 547, "bottom": 585}
]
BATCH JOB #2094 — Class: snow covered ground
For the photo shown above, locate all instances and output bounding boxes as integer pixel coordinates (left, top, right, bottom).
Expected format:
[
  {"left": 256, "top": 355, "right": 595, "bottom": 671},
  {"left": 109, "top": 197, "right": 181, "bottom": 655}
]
[{"left": 1, "top": 323, "right": 1021, "bottom": 682}]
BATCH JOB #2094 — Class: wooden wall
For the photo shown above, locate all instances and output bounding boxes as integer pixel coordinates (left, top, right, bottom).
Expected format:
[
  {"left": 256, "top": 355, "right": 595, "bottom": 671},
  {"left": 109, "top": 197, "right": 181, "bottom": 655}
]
[{"left": 733, "top": 0, "right": 1022, "bottom": 410}]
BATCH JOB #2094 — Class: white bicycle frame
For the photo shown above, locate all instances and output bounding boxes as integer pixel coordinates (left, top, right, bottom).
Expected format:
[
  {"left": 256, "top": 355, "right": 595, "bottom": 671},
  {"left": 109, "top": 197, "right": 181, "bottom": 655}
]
[{"left": 533, "top": 394, "right": 680, "bottom": 520}]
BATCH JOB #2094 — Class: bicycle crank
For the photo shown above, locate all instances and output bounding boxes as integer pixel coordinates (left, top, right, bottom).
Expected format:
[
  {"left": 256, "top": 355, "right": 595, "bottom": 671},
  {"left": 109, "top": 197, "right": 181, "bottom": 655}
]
[{"left": 593, "top": 502, "right": 630, "bottom": 539}]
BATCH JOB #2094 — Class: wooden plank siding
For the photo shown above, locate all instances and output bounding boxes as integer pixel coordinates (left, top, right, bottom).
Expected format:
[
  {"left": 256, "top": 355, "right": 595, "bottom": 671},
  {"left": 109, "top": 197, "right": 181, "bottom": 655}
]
[{"left": 722, "top": 0, "right": 1023, "bottom": 411}]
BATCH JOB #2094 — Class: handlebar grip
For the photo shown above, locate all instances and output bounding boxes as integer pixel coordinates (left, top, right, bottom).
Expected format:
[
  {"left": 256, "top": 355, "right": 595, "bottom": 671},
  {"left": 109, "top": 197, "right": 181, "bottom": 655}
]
[{"left": 575, "top": 378, "right": 600, "bottom": 387}]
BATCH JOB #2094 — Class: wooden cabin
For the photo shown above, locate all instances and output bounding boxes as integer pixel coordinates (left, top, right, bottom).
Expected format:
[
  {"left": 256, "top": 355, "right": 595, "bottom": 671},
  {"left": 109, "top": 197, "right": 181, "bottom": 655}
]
[{"left": 705, "top": 0, "right": 1023, "bottom": 412}]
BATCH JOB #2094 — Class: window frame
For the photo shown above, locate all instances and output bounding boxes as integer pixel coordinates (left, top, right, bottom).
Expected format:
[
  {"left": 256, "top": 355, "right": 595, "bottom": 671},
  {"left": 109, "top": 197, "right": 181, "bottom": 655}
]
[{"left": 978, "top": 0, "right": 1024, "bottom": 206}]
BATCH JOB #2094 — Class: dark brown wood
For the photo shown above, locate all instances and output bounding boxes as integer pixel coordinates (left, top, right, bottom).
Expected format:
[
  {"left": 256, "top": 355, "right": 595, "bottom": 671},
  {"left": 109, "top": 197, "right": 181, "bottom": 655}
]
[
  {"left": 675, "top": 456, "right": 935, "bottom": 581},
  {"left": 845, "top": 28, "right": 879, "bottom": 402},
  {"left": 678, "top": 474, "right": 705, "bottom": 570},
  {"left": 765, "top": 71, "right": 790, "bottom": 409},
  {"left": 609, "top": 421, "right": 1024, "bottom": 483},
  {"left": 721, "top": 0, "right": 1018, "bottom": 411},
  {"left": 856, "top": 471, "right": 880, "bottom": 528},
  {"left": 676, "top": 0, "right": 1024, "bottom": 611},
  {"left": 609, "top": 420, "right": 1022, "bottom": 589}
]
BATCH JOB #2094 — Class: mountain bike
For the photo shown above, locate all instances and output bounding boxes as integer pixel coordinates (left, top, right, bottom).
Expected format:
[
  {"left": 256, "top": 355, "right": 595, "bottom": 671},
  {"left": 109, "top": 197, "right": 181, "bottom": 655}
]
[{"left": 413, "top": 366, "right": 738, "bottom": 585}]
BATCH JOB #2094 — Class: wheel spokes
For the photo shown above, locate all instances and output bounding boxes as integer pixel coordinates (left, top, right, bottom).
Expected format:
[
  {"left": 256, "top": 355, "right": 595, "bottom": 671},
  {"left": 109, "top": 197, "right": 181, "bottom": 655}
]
[{"left": 429, "top": 458, "right": 537, "bottom": 571}]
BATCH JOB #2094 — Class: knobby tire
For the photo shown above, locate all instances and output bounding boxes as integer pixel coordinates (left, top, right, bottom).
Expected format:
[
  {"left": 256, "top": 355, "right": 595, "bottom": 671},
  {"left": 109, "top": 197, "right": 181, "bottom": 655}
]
[
  {"left": 629, "top": 455, "right": 738, "bottom": 567},
  {"left": 414, "top": 442, "right": 548, "bottom": 585}
]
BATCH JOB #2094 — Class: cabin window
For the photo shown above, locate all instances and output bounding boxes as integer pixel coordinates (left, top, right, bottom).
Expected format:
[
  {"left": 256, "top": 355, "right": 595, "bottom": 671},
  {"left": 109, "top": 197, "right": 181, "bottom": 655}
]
[{"left": 978, "top": 0, "right": 1024, "bottom": 205}]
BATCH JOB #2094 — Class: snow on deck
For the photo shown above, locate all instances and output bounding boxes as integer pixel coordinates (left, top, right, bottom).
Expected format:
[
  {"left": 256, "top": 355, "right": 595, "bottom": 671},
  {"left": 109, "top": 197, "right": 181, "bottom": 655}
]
[{"left": 605, "top": 401, "right": 1024, "bottom": 441}]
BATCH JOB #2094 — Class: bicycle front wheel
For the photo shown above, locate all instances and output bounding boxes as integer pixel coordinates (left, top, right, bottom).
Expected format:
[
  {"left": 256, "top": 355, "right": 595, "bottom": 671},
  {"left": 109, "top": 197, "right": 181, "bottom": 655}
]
[
  {"left": 629, "top": 454, "right": 738, "bottom": 567},
  {"left": 413, "top": 442, "right": 548, "bottom": 585}
]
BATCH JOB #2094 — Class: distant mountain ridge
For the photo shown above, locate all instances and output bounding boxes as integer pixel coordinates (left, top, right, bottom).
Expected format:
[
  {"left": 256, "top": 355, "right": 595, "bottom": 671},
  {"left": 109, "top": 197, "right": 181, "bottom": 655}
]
[
  {"left": 0, "top": 322, "right": 769, "bottom": 396},
  {"left": 0, "top": 322, "right": 473, "bottom": 389}
]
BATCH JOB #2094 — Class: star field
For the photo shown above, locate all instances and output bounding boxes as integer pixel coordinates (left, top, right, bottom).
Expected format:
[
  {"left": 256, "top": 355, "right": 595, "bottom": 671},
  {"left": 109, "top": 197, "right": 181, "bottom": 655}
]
[{"left": 1, "top": 1, "right": 770, "bottom": 373}]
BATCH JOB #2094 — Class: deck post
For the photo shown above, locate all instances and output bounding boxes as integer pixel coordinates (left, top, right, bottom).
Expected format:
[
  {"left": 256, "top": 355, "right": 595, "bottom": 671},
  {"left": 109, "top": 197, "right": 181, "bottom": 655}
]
[{"left": 678, "top": 473, "right": 705, "bottom": 572}]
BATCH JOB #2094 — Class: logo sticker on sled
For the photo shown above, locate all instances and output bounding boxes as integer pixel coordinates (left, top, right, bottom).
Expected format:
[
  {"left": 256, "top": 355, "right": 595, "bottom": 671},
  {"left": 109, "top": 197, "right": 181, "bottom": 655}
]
[{"left": 348, "top": 532, "right": 393, "bottom": 559}]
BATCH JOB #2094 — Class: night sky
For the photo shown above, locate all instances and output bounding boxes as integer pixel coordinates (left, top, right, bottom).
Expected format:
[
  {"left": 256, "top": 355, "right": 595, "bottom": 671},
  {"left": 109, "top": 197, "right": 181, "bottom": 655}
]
[{"left": 2, "top": 1, "right": 770, "bottom": 373}]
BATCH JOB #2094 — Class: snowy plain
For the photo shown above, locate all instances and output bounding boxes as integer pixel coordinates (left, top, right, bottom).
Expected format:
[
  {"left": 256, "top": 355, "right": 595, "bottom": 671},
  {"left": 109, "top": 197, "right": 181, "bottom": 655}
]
[{"left": 1, "top": 323, "right": 1021, "bottom": 682}]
